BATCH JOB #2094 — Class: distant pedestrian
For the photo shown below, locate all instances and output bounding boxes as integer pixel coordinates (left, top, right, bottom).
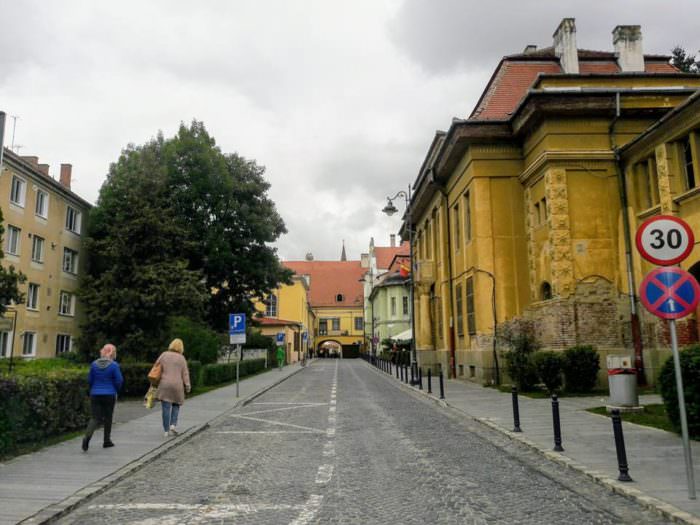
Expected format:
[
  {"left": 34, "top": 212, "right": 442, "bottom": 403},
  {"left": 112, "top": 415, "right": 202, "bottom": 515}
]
[
  {"left": 82, "top": 343, "right": 123, "bottom": 452},
  {"left": 276, "top": 346, "right": 285, "bottom": 370},
  {"left": 154, "top": 338, "right": 191, "bottom": 437},
  {"left": 391, "top": 343, "right": 399, "bottom": 364}
]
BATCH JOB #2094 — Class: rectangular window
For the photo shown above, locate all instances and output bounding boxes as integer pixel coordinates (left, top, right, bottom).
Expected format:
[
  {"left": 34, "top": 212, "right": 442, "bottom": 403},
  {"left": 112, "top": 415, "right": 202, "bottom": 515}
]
[
  {"left": 22, "top": 331, "right": 36, "bottom": 356},
  {"left": 391, "top": 296, "right": 397, "bottom": 316},
  {"left": 319, "top": 319, "right": 328, "bottom": 335},
  {"left": 425, "top": 220, "right": 431, "bottom": 259},
  {"left": 27, "top": 283, "right": 39, "bottom": 310},
  {"left": 465, "top": 191, "right": 472, "bottom": 242},
  {"left": 63, "top": 247, "right": 79, "bottom": 274},
  {"left": 59, "top": 291, "right": 75, "bottom": 316},
  {"left": 0, "top": 331, "right": 10, "bottom": 357},
  {"left": 31, "top": 235, "right": 44, "bottom": 263},
  {"left": 56, "top": 334, "right": 72, "bottom": 355},
  {"left": 331, "top": 318, "right": 340, "bottom": 331},
  {"left": 35, "top": 190, "right": 48, "bottom": 218},
  {"left": 455, "top": 283, "right": 463, "bottom": 336},
  {"left": 354, "top": 317, "right": 363, "bottom": 330},
  {"left": 65, "top": 206, "right": 82, "bottom": 234},
  {"left": 466, "top": 277, "right": 476, "bottom": 335},
  {"left": 265, "top": 294, "right": 277, "bottom": 317},
  {"left": 402, "top": 296, "right": 409, "bottom": 315},
  {"left": 6, "top": 225, "right": 21, "bottom": 256},
  {"left": 453, "top": 204, "right": 461, "bottom": 248},
  {"left": 534, "top": 202, "right": 540, "bottom": 225},
  {"left": 648, "top": 157, "right": 660, "bottom": 206},
  {"left": 682, "top": 138, "right": 696, "bottom": 190},
  {"left": 10, "top": 176, "right": 26, "bottom": 207}
]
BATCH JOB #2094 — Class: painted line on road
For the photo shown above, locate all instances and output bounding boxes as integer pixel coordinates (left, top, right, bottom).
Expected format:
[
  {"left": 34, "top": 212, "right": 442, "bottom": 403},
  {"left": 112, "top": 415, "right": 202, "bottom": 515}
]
[
  {"left": 215, "top": 431, "right": 319, "bottom": 434},
  {"left": 322, "top": 441, "right": 335, "bottom": 457},
  {"left": 289, "top": 494, "right": 324, "bottom": 525},
  {"left": 326, "top": 428, "right": 336, "bottom": 437},
  {"left": 238, "top": 405, "right": 328, "bottom": 417},
  {"left": 315, "top": 464, "right": 334, "bottom": 484},
  {"left": 329, "top": 406, "right": 336, "bottom": 413},
  {"left": 249, "top": 402, "right": 328, "bottom": 406},
  {"left": 89, "top": 503, "right": 306, "bottom": 511},
  {"left": 230, "top": 415, "right": 325, "bottom": 433}
]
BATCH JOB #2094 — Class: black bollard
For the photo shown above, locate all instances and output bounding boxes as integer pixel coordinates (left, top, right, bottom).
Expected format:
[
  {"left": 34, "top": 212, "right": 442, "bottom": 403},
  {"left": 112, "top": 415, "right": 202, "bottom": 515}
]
[
  {"left": 551, "top": 394, "right": 564, "bottom": 452},
  {"left": 399, "top": 364, "right": 404, "bottom": 382},
  {"left": 410, "top": 364, "right": 415, "bottom": 384},
  {"left": 611, "top": 409, "right": 632, "bottom": 482},
  {"left": 512, "top": 386, "right": 522, "bottom": 432},
  {"left": 396, "top": 361, "right": 399, "bottom": 379},
  {"left": 439, "top": 369, "right": 445, "bottom": 399},
  {"left": 427, "top": 368, "right": 432, "bottom": 394},
  {"left": 404, "top": 364, "right": 409, "bottom": 384},
  {"left": 418, "top": 367, "right": 423, "bottom": 390}
]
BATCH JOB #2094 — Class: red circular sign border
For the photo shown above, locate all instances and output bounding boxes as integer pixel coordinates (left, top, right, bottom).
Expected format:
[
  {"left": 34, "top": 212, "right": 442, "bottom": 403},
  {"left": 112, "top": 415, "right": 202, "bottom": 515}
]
[
  {"left": 635, "top": 215, "right": 695, "bottom": 266},
  {"left": 639, "top": 266, "right": 700, "bottom": 320}
]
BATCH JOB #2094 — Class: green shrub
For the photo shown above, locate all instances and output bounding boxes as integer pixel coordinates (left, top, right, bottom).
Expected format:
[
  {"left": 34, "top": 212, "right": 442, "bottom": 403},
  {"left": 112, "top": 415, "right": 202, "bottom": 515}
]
[
  {"left": 0, "top": 371, "right": 90, "bottom": 457},
  {"left": 201, "top": 358, "right": 266, "bottom": 386},
  {"left": 499, "top": 320, "right": 539, "bottom": 391},
  {"left": 119, "top": 362, "right": 152, "bottom": 397},
  {"left": 534, "top": 351, "right": 563, "bottom": 393},
  {"left": 168, "top": 316, "right": 220, "bottom": 365},
  {"left": 562, "top": 345, "right": 600, "bottom": 393},
  {"left": 659, "top": 345, "right": 700, "bottom": 437},
  {"left": 188, "top": 360, "right": 202, "bottom": 389}
]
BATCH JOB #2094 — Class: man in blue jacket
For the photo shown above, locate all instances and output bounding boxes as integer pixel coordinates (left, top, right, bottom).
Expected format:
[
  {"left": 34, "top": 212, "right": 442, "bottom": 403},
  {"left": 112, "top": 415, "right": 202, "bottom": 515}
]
[{"left": 82, "top": 344, "right": 123, "bottom": 451}]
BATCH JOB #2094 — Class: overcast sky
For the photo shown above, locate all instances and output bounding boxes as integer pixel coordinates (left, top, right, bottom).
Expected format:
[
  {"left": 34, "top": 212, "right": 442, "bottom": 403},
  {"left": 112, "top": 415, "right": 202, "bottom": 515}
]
[{"left": 1, "top": 0, "right": 699, "bottom": 261}]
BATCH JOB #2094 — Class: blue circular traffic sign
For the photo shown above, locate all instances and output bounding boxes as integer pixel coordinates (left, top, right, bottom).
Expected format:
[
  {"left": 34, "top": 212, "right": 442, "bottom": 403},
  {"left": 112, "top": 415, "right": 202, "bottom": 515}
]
[{"left": 640, "top": 267, "right": 700, "bottom": 320}]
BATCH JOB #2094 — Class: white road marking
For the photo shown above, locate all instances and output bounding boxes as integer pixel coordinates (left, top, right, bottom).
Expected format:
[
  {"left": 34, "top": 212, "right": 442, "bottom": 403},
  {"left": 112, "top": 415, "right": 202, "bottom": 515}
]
[
  {"left": 230, "top": 415, "right": 325, "bottom": 433},
  {"left": 289, "top": 494, "right": 324, "bottom": 525},
  {"left": 330, "top": 399, "right": 336, "bottom": 405},
  {"left": 322, "top": 442, "right": 335, "bottom": 457},
  {"left": 315, "top": 464, "right": 334, "bottom": 484},
  {"left": 239, "top": 405, "right": 328, "bottom": 417},
  {"left": 327, "top": 416, "right": 336, "bottom": 424},
  {"left": 249, "top": 402, "right": 328, "bottom": 406},
  {"left": 215, "top": 431, "right": 318, "bottom": 434},
  {"left": 329, "top": 406, "right": 336, "bottom": 413},
  {"left": 326, "top": 428, "right": 336, "bottom": 437}
]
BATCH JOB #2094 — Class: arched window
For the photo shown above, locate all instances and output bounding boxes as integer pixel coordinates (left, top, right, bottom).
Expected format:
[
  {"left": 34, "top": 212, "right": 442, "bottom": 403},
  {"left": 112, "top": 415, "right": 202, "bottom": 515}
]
[
  {"left": 336, "top": 293, "right": 344, "bottom": 302},
  {"left": 265, "top": 294, "right": 278, "bottom": 317},
  {"left": 541, "top": 281, "right": 552, "bottom": 301}
]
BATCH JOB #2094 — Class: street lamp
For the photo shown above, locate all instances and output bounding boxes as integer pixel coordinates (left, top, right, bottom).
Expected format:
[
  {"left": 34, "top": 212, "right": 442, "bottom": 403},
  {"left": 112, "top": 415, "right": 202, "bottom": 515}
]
[{"left": 382, "top": 185, "right": 417, "bottom": 379}]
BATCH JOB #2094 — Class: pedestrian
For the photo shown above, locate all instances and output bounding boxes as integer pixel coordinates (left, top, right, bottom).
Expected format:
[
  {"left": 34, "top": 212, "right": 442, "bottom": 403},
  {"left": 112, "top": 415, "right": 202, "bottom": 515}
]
[
  {"left": 154, "top": 338, "right": 191, "bottom": 437},
  {"left": 391, "top": 342, "right": 398, "bottom": 364},
  {"left": 276, "top": 346, "right": 285, "bottom": 370},
  {"left": 82, "top": 343, "right": 123, "bottom": 452}
]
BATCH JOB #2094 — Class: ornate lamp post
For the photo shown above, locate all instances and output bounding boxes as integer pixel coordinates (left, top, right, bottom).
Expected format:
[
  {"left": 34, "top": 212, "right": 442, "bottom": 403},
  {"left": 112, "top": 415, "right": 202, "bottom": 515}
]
[{"left": 382, "top": 185, "right": 417, "bottom": 378}]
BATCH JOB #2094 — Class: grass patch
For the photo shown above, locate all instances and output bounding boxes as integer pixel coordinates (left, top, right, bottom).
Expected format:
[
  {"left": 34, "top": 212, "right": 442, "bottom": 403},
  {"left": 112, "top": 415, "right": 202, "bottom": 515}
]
[
  {"left": 586, "top": 404, "right": 688, "bottom": 437},
  {"left": 490, "top": 383, "right": 658, "bottom": 398}
]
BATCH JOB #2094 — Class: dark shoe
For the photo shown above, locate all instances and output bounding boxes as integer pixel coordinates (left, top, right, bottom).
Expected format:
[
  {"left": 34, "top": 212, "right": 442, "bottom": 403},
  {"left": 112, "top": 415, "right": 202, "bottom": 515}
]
[
  {"left": 82, "top": 436, "right": 90, "bottom": 452},
  {"left": 103, "top": 441, "right": 115, "bottom": 448}
]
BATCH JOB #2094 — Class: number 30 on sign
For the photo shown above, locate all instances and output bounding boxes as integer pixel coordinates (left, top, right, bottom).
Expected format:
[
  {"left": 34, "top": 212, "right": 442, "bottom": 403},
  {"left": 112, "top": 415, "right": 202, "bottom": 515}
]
[{"left": 635, "top": 215, "right": 695, "bottom": 266}]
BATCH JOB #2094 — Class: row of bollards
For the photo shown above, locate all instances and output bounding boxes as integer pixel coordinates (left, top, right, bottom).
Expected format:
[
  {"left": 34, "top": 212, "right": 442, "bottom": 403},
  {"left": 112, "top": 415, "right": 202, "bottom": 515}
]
[{"left": 367, "top": 354, "right": 446, "bottom": 400}]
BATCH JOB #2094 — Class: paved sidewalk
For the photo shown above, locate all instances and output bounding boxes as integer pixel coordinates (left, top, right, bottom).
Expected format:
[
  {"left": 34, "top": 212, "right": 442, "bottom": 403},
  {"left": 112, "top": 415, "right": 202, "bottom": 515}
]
[
  {"left": 0, "top": 363, "right": 307, "bottom": 525},
  {"left": 378, "top": 361, "right": 700, "bottom": 523}
]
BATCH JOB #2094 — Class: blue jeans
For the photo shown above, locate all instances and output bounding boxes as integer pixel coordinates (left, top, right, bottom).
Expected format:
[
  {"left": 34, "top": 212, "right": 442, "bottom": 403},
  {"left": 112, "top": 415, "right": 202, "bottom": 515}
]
[{"left": 161, "top": 401, "right": 180, "bottom": 432}]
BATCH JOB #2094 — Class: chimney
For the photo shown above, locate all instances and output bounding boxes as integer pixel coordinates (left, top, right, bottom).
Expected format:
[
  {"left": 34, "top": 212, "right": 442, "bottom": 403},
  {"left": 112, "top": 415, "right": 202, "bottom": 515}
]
[
  {"left": 305, "top": 252, "right": 314, "bottom": 261},
  {"left": 613, "top": 25, "right": 644, "bottom": 72},
  {"left": 38, "top": 164, "right": 49, "bottom": 176},
  {"left": 59, "top": 163, "right": 72, "bottom": 189},
  {"left": 523, "top": 44, "right": 537, "bottom": 54},
  {"left": 553, "top": 18, "right": 579, "bottom": 74},
  {"left": 390, "top": 234, "right": 396, "bottom": 247},
  {"left": 21, "top": 155, "right": 39, "bottom": 166}
]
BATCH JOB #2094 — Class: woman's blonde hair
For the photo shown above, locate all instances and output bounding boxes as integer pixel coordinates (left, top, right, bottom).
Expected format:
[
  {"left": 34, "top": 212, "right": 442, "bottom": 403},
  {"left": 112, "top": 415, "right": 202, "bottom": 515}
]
[
  {"left": 100, "top": 344, "right": 117, "bottom": 359},
  {"left": 168, "top": 338, "right": 184, "bottom": 354}
]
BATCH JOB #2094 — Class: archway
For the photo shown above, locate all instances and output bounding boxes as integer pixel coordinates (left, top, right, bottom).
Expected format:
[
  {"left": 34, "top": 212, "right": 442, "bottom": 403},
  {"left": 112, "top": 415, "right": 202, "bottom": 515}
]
[{"left": 317, "top": 340, "right": 342, "bottom": 358}]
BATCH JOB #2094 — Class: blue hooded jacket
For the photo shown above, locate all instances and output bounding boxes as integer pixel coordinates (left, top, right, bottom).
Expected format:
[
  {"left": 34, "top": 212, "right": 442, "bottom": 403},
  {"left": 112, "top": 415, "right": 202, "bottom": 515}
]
[{"left": 88, "top": 358, "right": 123, "bottom": 396}]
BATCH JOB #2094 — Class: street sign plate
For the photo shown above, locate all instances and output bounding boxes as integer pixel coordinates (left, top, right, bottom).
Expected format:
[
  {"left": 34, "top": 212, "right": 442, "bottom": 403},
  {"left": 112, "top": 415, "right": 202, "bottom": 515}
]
[
  {"left": 229, "top": 333, "right": 246, "bottom": 344},
  {"left": 228, "top": 313, "right": 246, "bottom": 345},
  {"left": 640, "top": 266, "right": 700, "bottom": 320},
  {"left": 635, "top": 215, "right": 694, "bottom": 266},
  {"left": 276, "top": 332, "right": 285, "bottom": 344}
]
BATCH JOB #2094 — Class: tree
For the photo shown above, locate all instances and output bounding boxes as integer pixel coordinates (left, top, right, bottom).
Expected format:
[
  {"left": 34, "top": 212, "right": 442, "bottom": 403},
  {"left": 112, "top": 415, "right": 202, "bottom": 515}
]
[
  {"left": 671, "top": 46, "right": 699, "bottom": 73},
  {"left": 79, "top": 138, "right": 209, "bottom": 361},
  {"left": 0, "top": 207, "right": 25, "bottom": 314}
]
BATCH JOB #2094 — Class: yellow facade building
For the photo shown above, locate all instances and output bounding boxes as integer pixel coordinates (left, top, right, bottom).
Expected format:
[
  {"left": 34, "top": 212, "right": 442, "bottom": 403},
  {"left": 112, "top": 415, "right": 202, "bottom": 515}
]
[
  {"left": 407, "top": 19, "right": 700, "bottom": 384},
  {"left": 0, "top": 149, "right": 90, "bottom": 359}
]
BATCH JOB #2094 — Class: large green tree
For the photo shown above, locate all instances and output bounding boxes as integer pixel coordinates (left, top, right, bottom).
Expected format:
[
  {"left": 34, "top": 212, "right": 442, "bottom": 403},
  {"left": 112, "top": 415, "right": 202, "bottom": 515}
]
[{"left": 80, "top": 122, "right": 291, "bottom": 359}]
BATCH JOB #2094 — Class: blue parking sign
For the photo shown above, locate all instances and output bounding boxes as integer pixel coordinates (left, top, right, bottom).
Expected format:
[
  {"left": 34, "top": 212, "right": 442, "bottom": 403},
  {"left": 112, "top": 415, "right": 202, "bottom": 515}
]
[
  {"left": 276, "top": 332, "right": 285, "bottom": 345},
  {"left": 229, "top": 313, "right": 246, "bottom": 344}
]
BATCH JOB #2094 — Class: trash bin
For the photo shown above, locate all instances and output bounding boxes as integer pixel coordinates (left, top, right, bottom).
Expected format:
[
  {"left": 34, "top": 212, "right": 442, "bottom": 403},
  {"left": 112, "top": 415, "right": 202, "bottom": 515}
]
[{"left": 607, "top": 355, "right": 638, "bottom": 407}]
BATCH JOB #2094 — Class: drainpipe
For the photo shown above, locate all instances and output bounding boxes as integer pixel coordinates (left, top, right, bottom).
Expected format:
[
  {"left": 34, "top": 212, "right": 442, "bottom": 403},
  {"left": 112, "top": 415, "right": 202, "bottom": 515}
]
[{"left": 610, "top": 92, "right": 646, "bottom": 385}]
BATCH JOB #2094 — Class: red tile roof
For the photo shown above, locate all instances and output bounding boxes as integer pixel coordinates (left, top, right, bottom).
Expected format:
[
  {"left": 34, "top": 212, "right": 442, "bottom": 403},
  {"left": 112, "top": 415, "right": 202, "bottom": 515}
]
[
  {"left": 283, "top": 260, "right": 366, "bottom": 308},
  {"left": 255, "top": 317, "right": 300, "bottom": 327},
  {"left": 470, "top": 50, "right": 677, "bottom": 121},
  {"left": 374, "top": 241, "right": 409, "bottom": 270}
]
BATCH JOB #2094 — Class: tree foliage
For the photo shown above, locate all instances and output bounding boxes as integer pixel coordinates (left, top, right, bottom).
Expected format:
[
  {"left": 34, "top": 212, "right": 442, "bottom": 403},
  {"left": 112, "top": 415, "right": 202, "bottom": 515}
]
[
  {"left": 0, "top": 206, "right": 26, "bottom": 315},
  {"left": 79, "top": 121, "right": 291, "bottom": 360},
  {"left": 671, "top": 46, "right": 699, "bottom": 73}
]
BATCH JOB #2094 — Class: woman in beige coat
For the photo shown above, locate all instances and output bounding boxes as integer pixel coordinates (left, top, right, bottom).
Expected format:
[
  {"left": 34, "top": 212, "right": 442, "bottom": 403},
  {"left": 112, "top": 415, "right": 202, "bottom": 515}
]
[{"left": 155, "top": 338, "right": 191, "bottom": 437}]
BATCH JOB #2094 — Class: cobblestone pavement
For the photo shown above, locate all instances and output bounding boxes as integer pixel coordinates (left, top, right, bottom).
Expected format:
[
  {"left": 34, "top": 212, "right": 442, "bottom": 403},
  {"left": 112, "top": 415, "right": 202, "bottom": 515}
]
[{"left": 57, "top": 360, "right": 670, "bottom": 524}]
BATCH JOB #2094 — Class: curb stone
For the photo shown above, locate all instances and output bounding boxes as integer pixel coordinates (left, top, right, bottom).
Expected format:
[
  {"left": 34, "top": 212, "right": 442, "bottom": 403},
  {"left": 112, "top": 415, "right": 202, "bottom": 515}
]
[
  {"left": 362, "top": 360, "right": 700, "bottom": 525},
  {"left": 18, "top": 365, "right": 308, "bottom": 525}
]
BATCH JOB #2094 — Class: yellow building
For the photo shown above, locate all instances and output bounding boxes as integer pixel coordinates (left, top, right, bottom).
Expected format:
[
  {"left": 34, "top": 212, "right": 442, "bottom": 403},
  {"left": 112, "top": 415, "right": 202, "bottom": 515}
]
[
  {"left": 0, "top": 149, "right": 91, "bottom": 359},
  {"left": 407, "top": 19, "right": 700, "bottom": 384},
  {"left": 253, "top": 274, "right": 315, "bottom": 364}
]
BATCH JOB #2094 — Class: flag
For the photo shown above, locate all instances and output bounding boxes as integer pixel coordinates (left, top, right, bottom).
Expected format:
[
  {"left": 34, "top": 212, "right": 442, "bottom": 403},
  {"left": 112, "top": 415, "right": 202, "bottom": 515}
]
[{"left": 399, "top": 263, "right": 410, "bottom": 278}]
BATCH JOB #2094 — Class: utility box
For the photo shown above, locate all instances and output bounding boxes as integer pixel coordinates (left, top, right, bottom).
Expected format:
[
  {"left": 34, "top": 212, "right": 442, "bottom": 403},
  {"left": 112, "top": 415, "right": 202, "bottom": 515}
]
[{"left": 607, "top": 355, "right": 638, "bottom": 407}]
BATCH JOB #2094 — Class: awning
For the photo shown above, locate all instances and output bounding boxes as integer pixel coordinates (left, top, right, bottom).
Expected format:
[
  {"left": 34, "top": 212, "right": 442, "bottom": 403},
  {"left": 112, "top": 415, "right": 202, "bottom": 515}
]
[{"left": 390, "top": 328, "right": 413, "bottom": 341}]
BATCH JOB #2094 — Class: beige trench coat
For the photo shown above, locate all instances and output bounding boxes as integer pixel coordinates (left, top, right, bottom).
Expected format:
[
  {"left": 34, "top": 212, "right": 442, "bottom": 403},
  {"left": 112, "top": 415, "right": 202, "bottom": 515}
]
[{"left": 155, "top": 351, "right": 191, "bottom": 405}]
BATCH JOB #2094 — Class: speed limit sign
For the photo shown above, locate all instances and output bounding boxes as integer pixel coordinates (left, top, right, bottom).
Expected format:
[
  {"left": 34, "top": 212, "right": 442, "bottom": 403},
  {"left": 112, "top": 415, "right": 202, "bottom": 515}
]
[{"left": 635, "top": 215, "right": 695, "bottom": 266}]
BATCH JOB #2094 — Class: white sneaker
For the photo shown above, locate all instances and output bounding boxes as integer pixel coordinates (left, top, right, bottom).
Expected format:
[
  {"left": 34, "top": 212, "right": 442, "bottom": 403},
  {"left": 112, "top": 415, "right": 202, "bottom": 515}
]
[
  {"left": 169, "top": 425, "right": 179, "bottom": 436},
  {"left": 164, "top": 431, "right": 170, "bottom": 438}
]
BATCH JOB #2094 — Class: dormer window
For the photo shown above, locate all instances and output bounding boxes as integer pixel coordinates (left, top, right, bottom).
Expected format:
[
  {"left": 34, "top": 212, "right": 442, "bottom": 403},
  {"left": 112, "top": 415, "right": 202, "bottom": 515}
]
[{"left": 336, "top": 294, "right": 344, "bottom": 302}]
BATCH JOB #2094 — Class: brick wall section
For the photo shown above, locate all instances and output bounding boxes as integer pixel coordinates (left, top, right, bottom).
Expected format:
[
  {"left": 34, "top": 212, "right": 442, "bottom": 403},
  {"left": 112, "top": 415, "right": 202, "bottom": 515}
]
[{"left": 659, "top": 318, "right": 699, "bottom": 346}]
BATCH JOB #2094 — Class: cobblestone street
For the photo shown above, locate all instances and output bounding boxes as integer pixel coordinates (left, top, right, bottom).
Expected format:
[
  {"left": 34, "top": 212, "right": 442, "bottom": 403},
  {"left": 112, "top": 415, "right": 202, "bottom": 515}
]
[{"left": 57, "top": 361, "right": 670, "bottom": 524}]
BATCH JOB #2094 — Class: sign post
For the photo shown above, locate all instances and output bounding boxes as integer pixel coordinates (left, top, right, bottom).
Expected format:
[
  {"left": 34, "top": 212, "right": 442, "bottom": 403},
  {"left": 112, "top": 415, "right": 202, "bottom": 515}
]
[
  {"left": 637, "top": 215, "right": 697, "bottom": 500},
  {"left": 229, "top": 314, "right": 247, "bottom": 398}
]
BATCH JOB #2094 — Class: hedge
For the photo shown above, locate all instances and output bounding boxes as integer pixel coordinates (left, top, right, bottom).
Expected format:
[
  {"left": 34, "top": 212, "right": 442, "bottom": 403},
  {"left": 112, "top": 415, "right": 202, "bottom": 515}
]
[
  {"left": 659, "top": 345, "right": 700, "bottom": 437},
  {"left": 201, "top": 358, "right": 266, "bottom": 386},
  {"left": 0, "top": 371, "right": 90, "bottom": 457},
  {"left": 562, "top": 346, "right": 600, "bottom": 393}
]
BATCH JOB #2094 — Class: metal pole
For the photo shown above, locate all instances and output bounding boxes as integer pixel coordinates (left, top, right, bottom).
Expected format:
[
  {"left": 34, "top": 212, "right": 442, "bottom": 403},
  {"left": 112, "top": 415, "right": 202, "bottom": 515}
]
[
  {"left": 439, "top": 369, "right": 445, "bottom": 400},
  {"left": 610, "top": 409, "right": 632, "bottom": 482},
  {"left": 418, "top": 366, "right": 423, "bottom": 390},
  {"left": 427, "top": 368, "right": 432, "bottom": 394},
  {"left": 669, "top": 319, "right": 696, "bottom": 499},
  {"left": 551, "top": 394, "right": 564, "bottom": 452},
  {"left": 512, "top": 386, "right": 522, "bottom": 432},
  {"left": 236, "top": 344, "right": 240, "bottom": 398},
  {"left": 407, "top": 186, "right": 417, "bottom": 373}
]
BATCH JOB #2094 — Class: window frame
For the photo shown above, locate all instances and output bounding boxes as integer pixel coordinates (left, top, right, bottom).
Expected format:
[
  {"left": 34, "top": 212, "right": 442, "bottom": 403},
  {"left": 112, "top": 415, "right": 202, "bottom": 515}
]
[
  {"left": 391, "top": 296, "right": 397, "bottom": 316},
  {"left": 35, "top": 189, "right": 49, "bottom": 218},
  {"left": 65, "top": 206, "right": 82, "bottom": 234},
  {"left": 331, "top": 318, "right": 340, "bottom": 331},
  {"left": 466, "top": 277, "right": 476, "bottom": 335},
  {"left": 62, "top": 247, "right": 79, "bottom": 274},
  {"left": 402, "top": 296, "right": 409, "bottom": 315},
  {"left": 26, "top": 283, "right": 39, "bottom": 311},
  {"left": 10, "top": 175, "right": 26, "bottom": 207},
  {"left": 31, "top": 235, "right": 44, "bottom": 263},
  {"left": 455, "top": 283, "right": 464, "bottom": 336},
  {"left": 56, "top": 334, "right": 72, "bottom": 355},
  {"left": 22, "top": 331, "right": 36, "bottom": 356},
  {"left": 682, "top": 137, "right": 697, "bottom": 191},
  {"left": 0, "top": 331, "right": 10, "bottom": 358},
  {"left": 453, "top": 203, "right": 461, "bottom": 249},
  {"left": 464, "top": 191, "right": 472, "bottom": 243},
  {"left": 354, "top": 317, "right": 363, "bottom": 331},
  {"left": 59, "top": 291, "right": 75, "bottom": 316},
  {"left": 6, "top": 225, "right": 21, "bottom": 256},
  {"left": 265, "top": 294, "right": 278, "bottom": 317}
]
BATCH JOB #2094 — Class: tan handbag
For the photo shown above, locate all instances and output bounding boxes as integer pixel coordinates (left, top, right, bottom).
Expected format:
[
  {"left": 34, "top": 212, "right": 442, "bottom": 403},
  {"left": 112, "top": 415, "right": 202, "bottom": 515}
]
[{"left": 147, "top": 360, "right": 162, "bottom": 385}]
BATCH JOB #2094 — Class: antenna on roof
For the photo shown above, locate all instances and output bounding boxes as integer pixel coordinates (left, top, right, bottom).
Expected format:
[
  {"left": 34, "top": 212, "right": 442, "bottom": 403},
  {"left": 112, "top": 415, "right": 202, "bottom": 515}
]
[{"left": 10, "top": 115, "right": 19, "bottom": 151}]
